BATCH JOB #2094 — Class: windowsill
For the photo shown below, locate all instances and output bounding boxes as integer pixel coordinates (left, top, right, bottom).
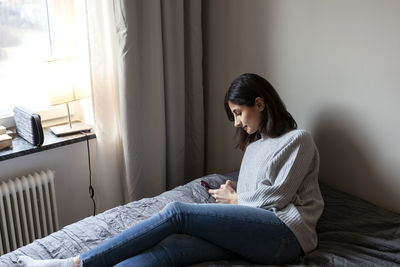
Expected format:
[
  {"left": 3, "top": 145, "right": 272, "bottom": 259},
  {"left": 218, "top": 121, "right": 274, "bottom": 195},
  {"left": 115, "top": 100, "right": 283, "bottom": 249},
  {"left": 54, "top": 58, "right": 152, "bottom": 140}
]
[{"left": 0, "top": 128, "right": 96, "bottom": 162}]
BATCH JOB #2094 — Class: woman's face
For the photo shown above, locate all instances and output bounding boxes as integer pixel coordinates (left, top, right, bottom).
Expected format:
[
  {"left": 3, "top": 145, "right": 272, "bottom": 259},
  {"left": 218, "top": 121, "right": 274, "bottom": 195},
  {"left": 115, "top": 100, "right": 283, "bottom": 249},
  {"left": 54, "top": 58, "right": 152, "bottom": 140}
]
[{"left": 228, "top": 97, "right": 264, "bottom": 135}]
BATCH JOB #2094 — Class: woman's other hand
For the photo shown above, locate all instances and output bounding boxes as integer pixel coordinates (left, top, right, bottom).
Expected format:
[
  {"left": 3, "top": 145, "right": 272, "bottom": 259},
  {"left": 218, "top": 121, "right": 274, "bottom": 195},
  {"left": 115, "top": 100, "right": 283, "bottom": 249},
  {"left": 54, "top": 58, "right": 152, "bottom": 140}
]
[
  {"left": 223, "top": 180, "right": 237, "bottom": 191},
  {"left": 209, "top": 180, "right": 238, "bottom": 204}
]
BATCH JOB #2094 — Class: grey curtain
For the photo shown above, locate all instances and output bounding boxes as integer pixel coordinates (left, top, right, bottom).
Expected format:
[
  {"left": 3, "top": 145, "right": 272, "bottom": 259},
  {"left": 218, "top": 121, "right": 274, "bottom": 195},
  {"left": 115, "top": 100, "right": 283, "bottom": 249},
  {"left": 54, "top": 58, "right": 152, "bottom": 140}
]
[{"left": 114, "top": 0, "right": 204, "bottom": 202}]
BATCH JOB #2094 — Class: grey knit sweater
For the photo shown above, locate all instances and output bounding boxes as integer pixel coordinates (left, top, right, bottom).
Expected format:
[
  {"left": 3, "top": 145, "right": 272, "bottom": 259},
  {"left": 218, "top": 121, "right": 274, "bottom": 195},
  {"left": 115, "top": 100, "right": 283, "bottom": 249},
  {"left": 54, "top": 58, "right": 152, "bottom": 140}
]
[{"left": 236, "top": 129, "right": 324, "bottom": 253}]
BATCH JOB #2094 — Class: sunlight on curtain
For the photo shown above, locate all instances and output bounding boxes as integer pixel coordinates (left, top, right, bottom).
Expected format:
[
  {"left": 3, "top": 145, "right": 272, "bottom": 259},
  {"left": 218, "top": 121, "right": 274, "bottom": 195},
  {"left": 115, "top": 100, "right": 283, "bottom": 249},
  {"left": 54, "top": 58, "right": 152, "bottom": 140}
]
[{"left": 85, "top": 0, "right": 124, "bottom": 212}]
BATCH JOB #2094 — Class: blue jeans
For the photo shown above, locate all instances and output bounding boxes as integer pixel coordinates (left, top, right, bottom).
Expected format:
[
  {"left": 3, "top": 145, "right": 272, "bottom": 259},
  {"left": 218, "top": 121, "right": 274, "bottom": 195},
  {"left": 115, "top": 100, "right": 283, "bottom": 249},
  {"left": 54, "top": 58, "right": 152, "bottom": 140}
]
[{"left": 80, "top": 202, "right": 303, "bottom": 266}]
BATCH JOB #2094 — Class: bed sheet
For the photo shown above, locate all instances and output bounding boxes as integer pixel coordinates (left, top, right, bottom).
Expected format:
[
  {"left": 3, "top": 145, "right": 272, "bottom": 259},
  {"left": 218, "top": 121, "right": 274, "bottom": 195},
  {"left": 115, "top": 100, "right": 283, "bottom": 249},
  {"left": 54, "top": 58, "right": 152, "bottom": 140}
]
[{"left": 1, "top": 172, "right": 399, "bottom": 266}]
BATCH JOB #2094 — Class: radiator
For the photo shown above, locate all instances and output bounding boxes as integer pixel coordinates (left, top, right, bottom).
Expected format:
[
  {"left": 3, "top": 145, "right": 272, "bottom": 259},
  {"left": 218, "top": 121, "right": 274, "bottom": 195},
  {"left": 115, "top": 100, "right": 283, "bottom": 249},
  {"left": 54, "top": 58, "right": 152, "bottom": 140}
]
[{"left": 0, "top": 170, "right": 59, "bottom": 255}]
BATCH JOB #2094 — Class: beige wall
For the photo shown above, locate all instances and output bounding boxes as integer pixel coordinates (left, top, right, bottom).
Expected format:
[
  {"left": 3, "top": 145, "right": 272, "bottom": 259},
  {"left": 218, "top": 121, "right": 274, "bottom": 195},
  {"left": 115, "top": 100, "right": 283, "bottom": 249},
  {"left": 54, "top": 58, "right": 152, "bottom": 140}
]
[
  {"left": 0, "top": 141, "right": 95, "bottom": 227},
  {"left": 204, "top": 0, "right": 400, "bottom": 213},
  {"left": 0, "top": 139, "right": 122, "bottom": 227}
]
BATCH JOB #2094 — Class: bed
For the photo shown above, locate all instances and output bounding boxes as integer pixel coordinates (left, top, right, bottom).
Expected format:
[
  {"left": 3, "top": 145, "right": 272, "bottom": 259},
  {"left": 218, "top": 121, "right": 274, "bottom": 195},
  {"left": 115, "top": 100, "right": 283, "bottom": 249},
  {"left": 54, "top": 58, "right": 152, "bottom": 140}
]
[{"left": 1, "top": 172, "right": 399, "bottom": 266}]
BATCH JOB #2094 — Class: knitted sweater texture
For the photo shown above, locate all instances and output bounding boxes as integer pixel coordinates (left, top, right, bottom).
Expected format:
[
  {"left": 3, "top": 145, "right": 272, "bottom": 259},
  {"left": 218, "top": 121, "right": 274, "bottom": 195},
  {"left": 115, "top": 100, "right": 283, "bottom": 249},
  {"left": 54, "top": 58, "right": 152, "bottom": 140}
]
[{"left": 236, "top": 129, "right": 324, "bottom": 253}]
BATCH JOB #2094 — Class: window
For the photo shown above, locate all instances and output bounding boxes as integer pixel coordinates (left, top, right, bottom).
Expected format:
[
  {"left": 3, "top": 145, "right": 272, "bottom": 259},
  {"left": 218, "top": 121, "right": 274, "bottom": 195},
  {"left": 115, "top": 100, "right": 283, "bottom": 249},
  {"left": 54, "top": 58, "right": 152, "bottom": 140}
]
[{"left": 0, "top": 0, "right": 91, "bottom": 126}]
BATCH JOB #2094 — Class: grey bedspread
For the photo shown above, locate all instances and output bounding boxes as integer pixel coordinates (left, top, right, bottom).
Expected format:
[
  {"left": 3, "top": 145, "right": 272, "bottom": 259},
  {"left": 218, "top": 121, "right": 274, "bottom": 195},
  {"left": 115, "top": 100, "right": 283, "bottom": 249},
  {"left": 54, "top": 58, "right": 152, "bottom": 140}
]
[{"left": 1, "top": 173, "right": 399, "bottom": 266}]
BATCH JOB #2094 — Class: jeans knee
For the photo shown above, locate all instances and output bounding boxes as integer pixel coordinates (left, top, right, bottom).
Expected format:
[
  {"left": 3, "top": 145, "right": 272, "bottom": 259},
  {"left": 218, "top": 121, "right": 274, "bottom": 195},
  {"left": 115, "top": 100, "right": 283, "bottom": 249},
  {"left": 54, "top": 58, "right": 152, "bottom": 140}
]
[
  {"left": 164, "top": 201, "right": 185, "bottom": 214},
  {"left": 162, "top": 201, "right": 190, "bottom": 228}
]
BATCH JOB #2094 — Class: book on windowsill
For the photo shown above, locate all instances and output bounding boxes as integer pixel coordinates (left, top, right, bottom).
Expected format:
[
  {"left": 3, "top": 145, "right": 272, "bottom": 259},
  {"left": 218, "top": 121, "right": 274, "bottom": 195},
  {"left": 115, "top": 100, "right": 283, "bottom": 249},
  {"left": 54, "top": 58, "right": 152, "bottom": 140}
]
[
  {"left": 0, "top": 134, "right": 13, "bottom": 150},
  {"left": 0, "top": 125, "right": 6, "bottom": 135}
]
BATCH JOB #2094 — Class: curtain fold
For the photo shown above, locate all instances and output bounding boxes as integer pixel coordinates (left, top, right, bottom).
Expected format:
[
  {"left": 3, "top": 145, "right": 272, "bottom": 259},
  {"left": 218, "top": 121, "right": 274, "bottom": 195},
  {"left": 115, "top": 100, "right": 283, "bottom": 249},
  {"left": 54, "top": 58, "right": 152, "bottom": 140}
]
[
  {"left": 114, "top": 0, "right": 204, "bottom": 202},
  {"left": 87, "top": 0, "right": 204, "bottom": 207},
  {"left": 86, "top": 0, "right": 124, "bottom": 212}
]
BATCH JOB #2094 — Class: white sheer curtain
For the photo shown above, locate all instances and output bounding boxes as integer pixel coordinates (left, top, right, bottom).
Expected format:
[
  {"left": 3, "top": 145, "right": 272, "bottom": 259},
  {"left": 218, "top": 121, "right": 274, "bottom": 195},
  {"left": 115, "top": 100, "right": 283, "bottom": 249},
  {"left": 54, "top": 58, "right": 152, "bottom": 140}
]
[
  {"left": 86, "top": 0, "right": 204, "bottom": 206},
  {"left": 86, "top": 0, "right": 124, "bottom": 212}
]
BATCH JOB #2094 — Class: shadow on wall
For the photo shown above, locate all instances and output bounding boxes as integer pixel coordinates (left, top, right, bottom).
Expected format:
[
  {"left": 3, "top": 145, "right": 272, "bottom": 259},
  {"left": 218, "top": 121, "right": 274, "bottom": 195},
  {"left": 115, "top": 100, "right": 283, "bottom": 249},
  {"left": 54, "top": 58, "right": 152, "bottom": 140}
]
[{"left": 312, "top": 107, "right": 393, "bottom": 210}]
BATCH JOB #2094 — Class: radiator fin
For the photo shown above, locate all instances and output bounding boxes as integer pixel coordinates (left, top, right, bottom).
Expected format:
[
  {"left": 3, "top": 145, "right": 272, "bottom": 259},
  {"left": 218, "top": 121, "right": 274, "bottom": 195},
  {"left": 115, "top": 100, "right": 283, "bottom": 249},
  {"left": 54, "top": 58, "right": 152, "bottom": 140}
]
[{"left": 0, "top": 170, "right": 59, "bottom": 255}]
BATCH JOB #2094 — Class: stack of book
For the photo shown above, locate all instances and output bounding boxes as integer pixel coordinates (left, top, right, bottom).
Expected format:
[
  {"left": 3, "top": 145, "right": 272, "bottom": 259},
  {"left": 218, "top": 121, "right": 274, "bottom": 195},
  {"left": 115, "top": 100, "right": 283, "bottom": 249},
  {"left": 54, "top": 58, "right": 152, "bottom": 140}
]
[{"left": 0, "top": 125, "right": 13, "bottom": 150}]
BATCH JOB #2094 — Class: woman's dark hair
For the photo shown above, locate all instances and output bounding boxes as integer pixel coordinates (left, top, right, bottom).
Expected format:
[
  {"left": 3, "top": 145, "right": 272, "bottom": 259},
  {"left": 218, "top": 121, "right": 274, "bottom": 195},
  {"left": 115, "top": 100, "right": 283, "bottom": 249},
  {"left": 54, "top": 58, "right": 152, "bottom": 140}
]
[{"left": 224, "top": 73, "right": 297, "bottom": 150}]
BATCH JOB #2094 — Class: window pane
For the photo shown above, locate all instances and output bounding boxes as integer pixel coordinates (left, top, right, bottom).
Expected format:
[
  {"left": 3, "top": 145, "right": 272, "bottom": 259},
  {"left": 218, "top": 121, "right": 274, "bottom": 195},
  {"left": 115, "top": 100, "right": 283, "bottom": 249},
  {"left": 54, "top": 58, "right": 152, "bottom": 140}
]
[
  {"left": 0, "top": 0, "right": 52, "bottom": 116},
  {"left": 0, "top": 0, "right": 91, "bottom": 120}
]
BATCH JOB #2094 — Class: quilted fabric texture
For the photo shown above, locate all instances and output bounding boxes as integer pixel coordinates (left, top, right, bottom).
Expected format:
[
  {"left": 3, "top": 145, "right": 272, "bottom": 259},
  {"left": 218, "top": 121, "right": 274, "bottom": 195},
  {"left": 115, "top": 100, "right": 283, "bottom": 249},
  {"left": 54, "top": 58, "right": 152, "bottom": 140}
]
[{"left": 1, "top": 172, "right": 399, "bottom": 266}]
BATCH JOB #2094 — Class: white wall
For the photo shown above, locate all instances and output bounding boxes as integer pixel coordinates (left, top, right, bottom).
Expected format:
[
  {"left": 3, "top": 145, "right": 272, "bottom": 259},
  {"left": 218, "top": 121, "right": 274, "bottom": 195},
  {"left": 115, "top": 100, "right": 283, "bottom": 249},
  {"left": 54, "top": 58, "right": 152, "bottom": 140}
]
[
  {"left": 204, "top": 0, "right": 400, "bottom": 213},
  {"left": 0, "top": 140, "right": 99, "bottom": 227}
]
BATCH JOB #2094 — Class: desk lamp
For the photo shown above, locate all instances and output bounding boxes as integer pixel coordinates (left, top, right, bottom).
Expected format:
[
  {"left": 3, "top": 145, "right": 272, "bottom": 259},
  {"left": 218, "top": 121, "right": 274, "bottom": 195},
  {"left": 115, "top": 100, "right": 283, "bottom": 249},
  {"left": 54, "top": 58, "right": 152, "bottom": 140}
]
[{"left": 46, "top": 56, "right": 92, "bottom": 136}]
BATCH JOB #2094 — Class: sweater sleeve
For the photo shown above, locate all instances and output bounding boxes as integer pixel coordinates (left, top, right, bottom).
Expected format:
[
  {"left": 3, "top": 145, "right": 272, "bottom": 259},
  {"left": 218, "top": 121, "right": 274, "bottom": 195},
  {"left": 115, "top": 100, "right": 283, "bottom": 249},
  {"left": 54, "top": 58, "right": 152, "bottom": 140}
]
[{"left": 237, "top": 131, "right": 317, "bottom": 210}]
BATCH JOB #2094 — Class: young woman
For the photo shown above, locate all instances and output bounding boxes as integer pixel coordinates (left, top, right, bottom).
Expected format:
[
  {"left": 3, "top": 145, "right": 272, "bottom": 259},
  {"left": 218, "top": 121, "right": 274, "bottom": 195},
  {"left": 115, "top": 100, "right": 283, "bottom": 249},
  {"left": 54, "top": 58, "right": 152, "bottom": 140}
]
[{"left": 19, "top": 73, "right": 324, "bottom": 267}]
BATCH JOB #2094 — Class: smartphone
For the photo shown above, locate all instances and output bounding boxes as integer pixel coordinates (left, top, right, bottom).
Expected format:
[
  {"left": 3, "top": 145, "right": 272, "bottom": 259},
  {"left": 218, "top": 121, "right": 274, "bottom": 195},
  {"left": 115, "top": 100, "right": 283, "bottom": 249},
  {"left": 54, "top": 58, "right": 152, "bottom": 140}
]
[{"left": 200, "top": 180, "right": 215, "bottom": 190}]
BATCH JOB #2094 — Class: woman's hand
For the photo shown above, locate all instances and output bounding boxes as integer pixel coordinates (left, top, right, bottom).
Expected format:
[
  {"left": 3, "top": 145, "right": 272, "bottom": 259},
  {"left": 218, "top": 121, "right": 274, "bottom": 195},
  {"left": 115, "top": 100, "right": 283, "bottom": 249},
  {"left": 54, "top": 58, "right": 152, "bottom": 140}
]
[{"left": 209, "top": 180, "right": 238, "bottom": 204}]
